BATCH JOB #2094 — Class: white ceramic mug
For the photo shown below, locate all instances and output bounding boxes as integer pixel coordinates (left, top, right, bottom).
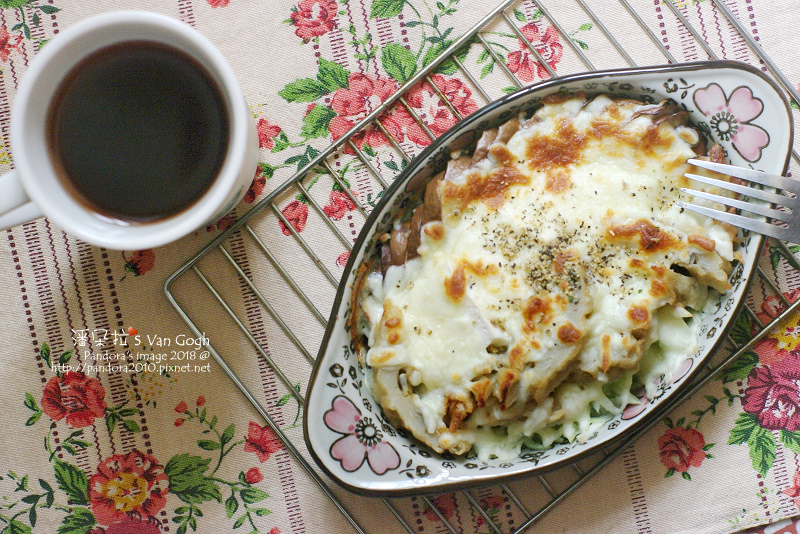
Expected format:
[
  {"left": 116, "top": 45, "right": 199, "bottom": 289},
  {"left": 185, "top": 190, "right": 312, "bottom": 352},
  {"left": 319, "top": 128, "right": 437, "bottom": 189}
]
[{"left": 0, "top": 10, "right": 258, "bottom": 249}]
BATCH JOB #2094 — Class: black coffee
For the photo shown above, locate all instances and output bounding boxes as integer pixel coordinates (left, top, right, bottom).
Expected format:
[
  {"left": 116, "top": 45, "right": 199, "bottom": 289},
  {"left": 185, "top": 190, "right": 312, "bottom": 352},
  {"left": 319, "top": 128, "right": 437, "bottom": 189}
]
[{"left": 47, "top": 41, "right": 229, "bottom": 223}]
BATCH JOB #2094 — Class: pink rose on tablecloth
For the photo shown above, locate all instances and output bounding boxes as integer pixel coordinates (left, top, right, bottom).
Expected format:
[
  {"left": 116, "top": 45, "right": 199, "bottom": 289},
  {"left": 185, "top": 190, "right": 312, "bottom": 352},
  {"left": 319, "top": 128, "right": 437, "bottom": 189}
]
[
  {"left": 506, "top": 22, "right": 563, "bottom": 82},
  {"left": 323, "top": 395, "right": 400, "bottom": 474},
  {"left": 328, "top": 72, "right": 398, "bottom": 153},
  {"left": 336, "top": 251, "right": 350, "bottom": 267},
  {"left": 323, "top": 190, "right": 356, "bottom": 220},
  {"left": 279, "top": 199, "right": 309, "bottom": 235},
  {"left": 244, "top": 172, "right": 267, "bottom": 203},
  {"left": 480, "top": 493, "right": 505, "bottom": 511},
  {"left": 742, "top": 352, "right": 800, "bottom": 430},
  {"left": 122, "top": 249, "right": 155, "bottom": 277},
  {"left": 331, "top": 73, "right": 397, "bottom": 116},
  {"left": 329, "top": 115, "right": 391, "bottom": 154},
  {"left": 102, "top": 516, "right": 163, "bottom": 534},
  {"left": 423, "top": 493, "right": 456, "bottom": 522},
  {"left": 657, "top": 426, "right": 707, "bottom": 473},
  {"left": 207, "top": 0, "right": 230, "bottom": 7},
  {"left": 693, "top": 83, "right": 769, "bottom": 162},
  {"left": 0, "top": 26, "right": 22, "bottom": 62},
  {"left": 245, "top": 467, "right": 264, "bottom": 484},
  {"left": 244, "top": 421, "right": 283, "bottom": 462},
  {"left": 391, "top": 74, "right": 479, "bottom": 146},
  {"left": 753, "top": 335, "right": 796, "bottom": 368},
  {"left": 290, "top": 0, "right": 338, "bottom": 42},
  {"left": 757, "top": 290, "right": 800, "bottom": 324},
  {"left": 783, "top": 470, "right": 800, "bottom": 511},
  {"left": 328, "top": 73, "right": 399, "bottom": 152},
  {"left": 257, "top": 118, "right": 281, "bottom": 150},
  {"left": 206, "top": 213, "right": 236, "bottom": 232},
  {"left": 41, "top": 371, "right": 107, "bottom": 428},
  {"left": 751, "top": 290, "right": 800, "bottom": 366},
  {"left": 89, "top": 450, "right": 169, "bottom": 526}
]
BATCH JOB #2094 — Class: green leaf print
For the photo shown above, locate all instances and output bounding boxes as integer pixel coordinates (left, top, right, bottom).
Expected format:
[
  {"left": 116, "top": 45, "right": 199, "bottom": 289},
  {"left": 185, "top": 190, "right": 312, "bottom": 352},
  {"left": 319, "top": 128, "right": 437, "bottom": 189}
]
[
  {"left": 279, "top": 59, "right": 350, "bottom": 103},
  {"left": 381, "top": 43, "right": 418, "bottom": 83},
  {"left": 301, "top": 105, "right": 337, "bottom": 140},
  {"left": 0, "top": 0, "right": 31, "bottom": 9},
  {"left": 225, "top": 492, "right": 239, "bottom": 518},
  {"left": 728, "top": 412, "right": 777, "bottom": 476},
  {"left": 239, "top": 487, "right": 269, "bottom": 504},
  {"left": 2, "top": 520, "right": 32, "bottom": 534},
  {"left": 728, "top": 411, "right": 759, "bottom": 446},
  {"left": 317, "top": 58, "right": 350, "bottom": 92},
  {"left": 780, "top": 429, "right": 800, "bottom": 455},
  {"left": 52, "top": 460, "right": 89, "bottom": 505},
  {"left": 370, "top": 0, "right": 405, "bottom": 19},
  {"left": 164, "top": 454, "right": 222, "bottom": 504},
  {"left": 55, "top": 508, "right": 96, "bottom": 534},
  {"left": 719, "top": 350, "right": 758, "bottom": 383},
  {"left": 747, "top": 425, "right": 777, "bottom": 477},
  {"left": 278, "top": 78, "right": 330, "bottom": 103}
]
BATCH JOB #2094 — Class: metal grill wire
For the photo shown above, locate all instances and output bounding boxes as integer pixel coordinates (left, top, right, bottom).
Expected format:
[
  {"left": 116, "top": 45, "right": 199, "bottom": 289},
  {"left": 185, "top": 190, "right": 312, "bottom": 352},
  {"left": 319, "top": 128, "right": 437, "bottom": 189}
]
[{"left": 164, "top": 0, "right": 800, "bottom": 532}]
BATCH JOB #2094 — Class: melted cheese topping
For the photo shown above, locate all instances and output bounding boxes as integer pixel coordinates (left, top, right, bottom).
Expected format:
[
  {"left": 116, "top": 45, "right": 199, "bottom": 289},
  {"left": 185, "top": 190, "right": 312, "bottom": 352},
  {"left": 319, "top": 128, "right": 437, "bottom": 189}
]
[{"left": 362, "top": 95, "right": 736, "bottom": 460}]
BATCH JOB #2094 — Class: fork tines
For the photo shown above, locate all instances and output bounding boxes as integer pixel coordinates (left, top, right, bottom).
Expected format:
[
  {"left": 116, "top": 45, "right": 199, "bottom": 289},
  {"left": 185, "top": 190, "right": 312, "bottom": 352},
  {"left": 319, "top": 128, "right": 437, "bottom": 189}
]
[{"left": 677, "top": 158, "right": 798, "bottom": 244}]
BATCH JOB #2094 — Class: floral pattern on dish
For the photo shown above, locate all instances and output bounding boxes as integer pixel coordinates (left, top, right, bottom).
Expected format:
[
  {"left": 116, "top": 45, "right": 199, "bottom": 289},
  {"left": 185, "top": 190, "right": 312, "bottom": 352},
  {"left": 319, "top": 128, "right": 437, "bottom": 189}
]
[
  {"left": 693, "top": 83, "right": 769, "bottom": 162},
  {"left": 306, "top": 61, "right": 792, "bottom": 495},
  {"left": 324, "top": 395, "right": 401, "bottom": 475}
]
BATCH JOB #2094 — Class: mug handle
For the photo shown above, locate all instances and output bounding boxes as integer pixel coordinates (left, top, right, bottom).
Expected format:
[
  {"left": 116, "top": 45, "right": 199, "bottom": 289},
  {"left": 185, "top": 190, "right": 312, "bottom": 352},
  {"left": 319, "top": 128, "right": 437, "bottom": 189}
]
[{"left": 0, "top": 171, "right": 43, "bottom": 229}]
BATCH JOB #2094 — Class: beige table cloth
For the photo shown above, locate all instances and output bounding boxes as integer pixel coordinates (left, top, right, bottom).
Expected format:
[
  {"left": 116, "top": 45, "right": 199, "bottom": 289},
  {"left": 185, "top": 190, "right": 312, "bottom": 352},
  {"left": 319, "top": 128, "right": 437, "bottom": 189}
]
[{"left": 1, "top": 1, "right": 800, "bottom": 533}]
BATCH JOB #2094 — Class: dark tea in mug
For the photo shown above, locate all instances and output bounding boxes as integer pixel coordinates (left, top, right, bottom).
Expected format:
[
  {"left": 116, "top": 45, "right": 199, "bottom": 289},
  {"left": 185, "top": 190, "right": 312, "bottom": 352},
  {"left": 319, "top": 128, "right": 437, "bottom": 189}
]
[{"left": 46, "top": 40, "right": 230, "bottom": 223}]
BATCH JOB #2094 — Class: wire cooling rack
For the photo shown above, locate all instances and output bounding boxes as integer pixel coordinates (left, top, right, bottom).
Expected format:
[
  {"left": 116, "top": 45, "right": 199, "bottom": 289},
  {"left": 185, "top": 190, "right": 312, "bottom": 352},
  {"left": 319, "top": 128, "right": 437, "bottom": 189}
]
[{"left": 165, "top": 0, "right": 800, "bottom": 532}]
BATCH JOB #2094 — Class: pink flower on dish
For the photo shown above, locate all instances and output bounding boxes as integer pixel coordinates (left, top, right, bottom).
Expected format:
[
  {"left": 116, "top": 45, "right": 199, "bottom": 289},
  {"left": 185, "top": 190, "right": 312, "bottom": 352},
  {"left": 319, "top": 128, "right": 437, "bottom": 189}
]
[
  {"left": 323, "top": 395, "right": 400, "bottom": 474},
  {"left": 622, "top": 387, "right": 648, "bottom": 420},
  {"left": 670, "top": 358, "right": 693, "bottom": 384},
  {"left": 693, "top": 83, "right": 769, "bottom": 162},
  {"left": 506, "top": 22, "right": 563, "bottom": 83}
]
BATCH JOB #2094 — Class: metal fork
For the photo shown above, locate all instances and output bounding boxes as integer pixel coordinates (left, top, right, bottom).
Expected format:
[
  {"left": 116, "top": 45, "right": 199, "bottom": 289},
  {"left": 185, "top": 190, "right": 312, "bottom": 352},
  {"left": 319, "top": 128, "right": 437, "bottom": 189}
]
[{"left": 678, "top": 158, "right": 799, "bottom": 244}]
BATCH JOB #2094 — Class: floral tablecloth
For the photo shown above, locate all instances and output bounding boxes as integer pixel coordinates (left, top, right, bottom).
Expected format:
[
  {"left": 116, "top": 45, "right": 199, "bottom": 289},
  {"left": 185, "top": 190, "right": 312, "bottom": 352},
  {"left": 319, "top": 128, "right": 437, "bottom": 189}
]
[{"left": 1, "top": 1, "right": 800, "bottom": 533}]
